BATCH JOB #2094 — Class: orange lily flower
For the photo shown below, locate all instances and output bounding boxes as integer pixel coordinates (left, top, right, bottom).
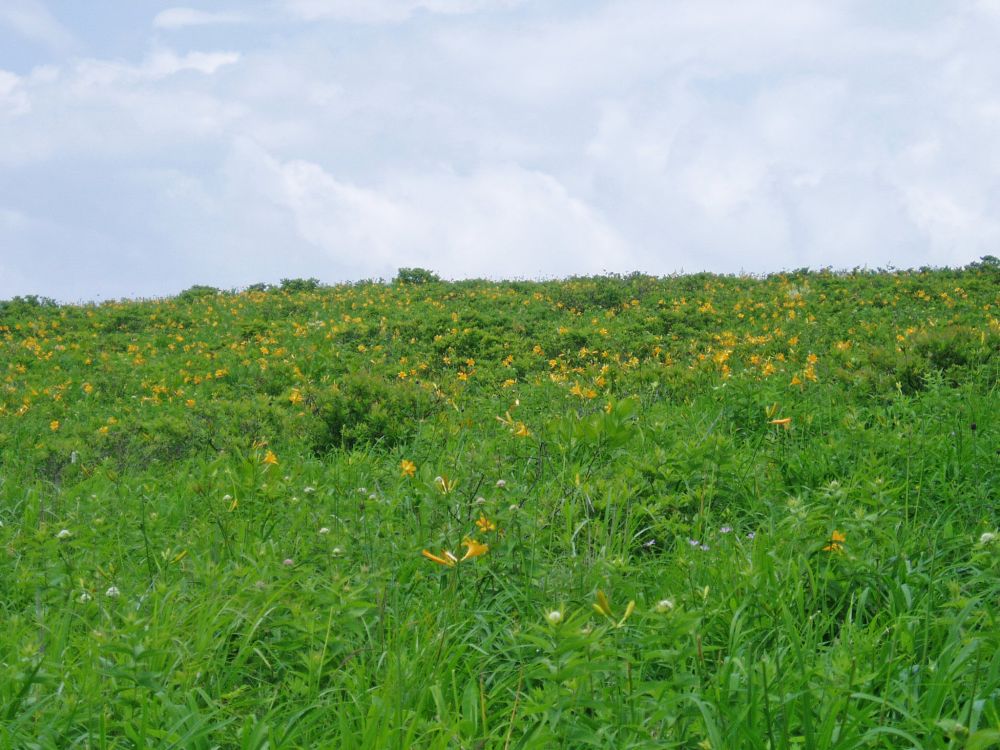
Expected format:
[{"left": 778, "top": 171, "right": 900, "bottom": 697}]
[
  {"left": 421, "top": 549, "right": 458, "bottom": 567},
  {"left": 823, "top": 529, "right": 846, "bottom": 552},
  {"left": 460, "top": 538, "right": 489, "bottom": 561},
  {"left": 475, "top": 515, "right": 496, "bottom": 533}
]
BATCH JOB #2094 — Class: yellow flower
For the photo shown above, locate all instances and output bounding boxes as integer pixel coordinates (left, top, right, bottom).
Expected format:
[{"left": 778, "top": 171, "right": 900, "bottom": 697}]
[
  {"left": 823, "top": 529, "right": 846, "bottom": 553},
  {"left": 513, "top": 421, "right": 530, "bottom": 438},
  {"left": 460, "top": 537, "right": 489, "bottom": 561},
  {"left": 421, "top": 538, "right": 489, "bottom": 567},
  {"left": 475, "top": 515, "right": 496, "bottom": 533},
  {"left": 769, "top": 417, "right": 792, "bottom": 429},
  {"left": 289, "top": 388, "right": 303, "bottom": 404},
  {"left": 421, "top": 549, "right": 458, "bottom": 567},
  {"left": 400, "top": 459, "right": 416, "bottom": 478},
  {"left": 262, "top": 450, "right": 278, "bottom": 465},
  {"left": 49, "top": 420, "right": 60, "bottom": 431}
]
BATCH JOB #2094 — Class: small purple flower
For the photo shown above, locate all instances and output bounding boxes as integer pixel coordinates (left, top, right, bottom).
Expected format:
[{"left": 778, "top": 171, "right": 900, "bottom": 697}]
[
  {"left": 688, "top": 538, "right": 700, "bottom": 547},
  {"left": 699, "top": 544, "right": 710, "bottom": 551},
  {"left": 746, "top": 532, "right": 756, "bottom": 540},
  {"left": 720, "top": 526, "right": 733, "bottom": 534},
  {"left": 282, "top": 558, "right": 294, "bottom": 567}
]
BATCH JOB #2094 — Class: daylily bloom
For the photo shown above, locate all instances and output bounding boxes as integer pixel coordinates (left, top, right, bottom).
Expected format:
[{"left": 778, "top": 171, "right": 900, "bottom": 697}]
[
  {"left": 421, "top": 549, "right": 458, "bottom": 567},
  {"left": 460, "top": 537, "right": 489, "bottom": 561},
  {"left": 770, "top": 417, "right": 792, "bottom": 428},
  {"left": 421, "top": 538, "right": 489, "bottom": 567},
  {"left": 262, "top": 450, "right": 278, "bottom": 465},
  {"left": 400, "top": 459, "right": 416, "bottom": 478},
  {"left": 823, "top": 529, "right": 846, "bottom": 552},
  {"left": 475, "top": 515, "right": 496, "bottom": 533}
]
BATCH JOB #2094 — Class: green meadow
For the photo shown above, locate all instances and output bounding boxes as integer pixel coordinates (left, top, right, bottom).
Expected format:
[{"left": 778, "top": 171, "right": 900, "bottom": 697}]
[{"left": 1, "top": 263, "right": 998, "bottom": 748}]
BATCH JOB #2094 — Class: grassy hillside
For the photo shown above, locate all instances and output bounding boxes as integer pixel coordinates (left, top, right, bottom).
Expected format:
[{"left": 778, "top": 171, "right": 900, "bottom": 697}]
[{"left": 1, "top": 265, "right": 998, "bottom": 748}]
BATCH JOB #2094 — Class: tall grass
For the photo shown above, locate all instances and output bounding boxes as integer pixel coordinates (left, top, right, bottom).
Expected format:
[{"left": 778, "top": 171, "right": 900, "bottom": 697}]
[{"left": 1, "top": 267, "right": 998, "bottom": 747}]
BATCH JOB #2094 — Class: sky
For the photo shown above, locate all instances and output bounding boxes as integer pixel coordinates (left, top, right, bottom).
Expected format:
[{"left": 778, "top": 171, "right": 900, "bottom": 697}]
[{"left": 1, "top": 1, "right": 999, "bottom": 302}]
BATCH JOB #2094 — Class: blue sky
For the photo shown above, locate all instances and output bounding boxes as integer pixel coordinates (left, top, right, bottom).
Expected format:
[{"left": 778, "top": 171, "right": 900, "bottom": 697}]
[{"left": 2, "top": 1, "right": 999, "bottom": 301}]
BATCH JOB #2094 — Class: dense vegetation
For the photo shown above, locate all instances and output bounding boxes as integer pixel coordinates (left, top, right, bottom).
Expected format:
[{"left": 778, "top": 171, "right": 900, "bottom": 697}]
[{"left": 1, "top": 263, "right": 998, "bottom": 748}]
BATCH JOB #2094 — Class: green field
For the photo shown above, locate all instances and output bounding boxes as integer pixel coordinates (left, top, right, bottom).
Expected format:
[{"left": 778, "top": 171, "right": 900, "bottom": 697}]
[{"left": 1, "top": 264, "right": 998, "bottom": 748}]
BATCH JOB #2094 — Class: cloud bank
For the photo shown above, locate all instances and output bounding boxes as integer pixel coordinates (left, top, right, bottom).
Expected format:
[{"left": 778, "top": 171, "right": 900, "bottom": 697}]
[{"left": 1, "top": 0, "right": 999, "bottom": 300}]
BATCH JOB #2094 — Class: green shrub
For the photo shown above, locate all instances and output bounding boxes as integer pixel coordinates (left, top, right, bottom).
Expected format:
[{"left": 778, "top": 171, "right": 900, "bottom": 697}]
[
  {"left": 279, "top": 278, "right": 323, "bottom": 292},
  {"left": 176, "top": 285, "right": 220, "bottom": 303},
  {"left": 311, "top": 371, "right": 441, "bottom": 451},
  {"left": 394, "top": 267, "right": 440, "bottom": 285}
]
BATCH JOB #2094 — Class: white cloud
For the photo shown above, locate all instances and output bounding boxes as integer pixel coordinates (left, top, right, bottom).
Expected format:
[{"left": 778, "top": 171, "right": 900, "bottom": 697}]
[
  {"left": 902, "top": 185, "right": 1000, "bottom": 261},
  {"left": 974, "top": 0, "right": 1000, "bottom": 18},
  {"left": 0, "top": 70, "right": 30, "bottom": 116},
  {"left": 230, "top": 140, "right": 628, "bottom": 279},
  {"left": 153, "top": 8, "right": 249, "bottom": 30},
  {"left": 0, "top": 0, "right": 76, "bottom": 51},
  {"left": 0, "top": 50, "right": 243, "bottom": 167},
  {"left": 2, "top": 1, "right": 1000, "bottom": 300},
  {"left": 283, "top": 0, "right": 524, "bottom": 23},
  {"left": 74, "top": 50, "right": 241, "bottom": 87}
]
